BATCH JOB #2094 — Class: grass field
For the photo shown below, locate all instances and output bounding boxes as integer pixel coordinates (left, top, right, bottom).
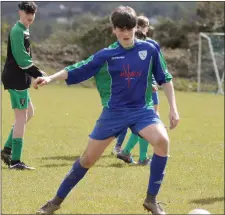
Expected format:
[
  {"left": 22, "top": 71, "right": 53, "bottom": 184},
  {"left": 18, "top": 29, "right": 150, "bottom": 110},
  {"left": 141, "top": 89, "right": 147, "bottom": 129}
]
[{"left": 1, "top": 84, "right": 224, "bottom": 214}]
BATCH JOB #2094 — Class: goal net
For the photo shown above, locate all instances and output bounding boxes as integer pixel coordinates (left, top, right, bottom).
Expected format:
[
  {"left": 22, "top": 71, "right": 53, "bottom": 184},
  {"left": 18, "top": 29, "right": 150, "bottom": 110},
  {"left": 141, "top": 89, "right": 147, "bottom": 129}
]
[{"left": 197, "top": 32, "right": 224, "bottom": 94}]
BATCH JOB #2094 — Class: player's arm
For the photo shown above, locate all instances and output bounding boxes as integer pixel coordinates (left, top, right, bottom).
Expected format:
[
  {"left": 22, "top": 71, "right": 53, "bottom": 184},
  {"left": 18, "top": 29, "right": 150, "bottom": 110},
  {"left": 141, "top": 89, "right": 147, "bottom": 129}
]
[
  {"left": 161, "top": 82, "right": 178, "bottom": 117},
  {"left": 33, "top": 50, "right": 106, "bottom": 89},
  {"left": 149, "top": 39, "right": 168, "bottom": 69},
  {"left": 64, "top": 50, "right": 106, "bottom": 85},
  {"left": 10, "top": 28, "right": 43, "bottom": 78},
  {"left": 152, "top": 48, "right": 179, "bottom": 129}
]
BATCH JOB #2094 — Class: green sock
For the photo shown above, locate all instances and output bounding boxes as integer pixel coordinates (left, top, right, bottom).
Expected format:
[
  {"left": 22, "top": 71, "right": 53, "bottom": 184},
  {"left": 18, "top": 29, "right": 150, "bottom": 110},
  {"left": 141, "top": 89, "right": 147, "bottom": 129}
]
[
  {"left": 139, "top": 137, "right": 149, "bottom": 161},
  {"left": 123, "top": 133, "right": 139, "bottom": 154},
  {"left": 4, "top": 127, "right": 13, "bottom": 149},
  {"left": 12, "top": 138, "right": 23, "bottom": 161}
]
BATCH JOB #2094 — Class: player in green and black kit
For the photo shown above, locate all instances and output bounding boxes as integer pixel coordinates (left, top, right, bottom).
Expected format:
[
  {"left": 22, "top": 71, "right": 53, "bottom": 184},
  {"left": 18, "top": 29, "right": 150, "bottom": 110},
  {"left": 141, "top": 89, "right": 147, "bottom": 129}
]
[{"left": 1, "top": 1, "right": 45, "bottom": 170}]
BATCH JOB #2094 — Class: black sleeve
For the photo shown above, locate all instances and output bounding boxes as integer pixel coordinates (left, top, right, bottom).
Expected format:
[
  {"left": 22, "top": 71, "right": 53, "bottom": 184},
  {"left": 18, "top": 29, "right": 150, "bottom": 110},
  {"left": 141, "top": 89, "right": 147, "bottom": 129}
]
[{"left": 24, "top": 65, "right": 43, "bottom": 78}]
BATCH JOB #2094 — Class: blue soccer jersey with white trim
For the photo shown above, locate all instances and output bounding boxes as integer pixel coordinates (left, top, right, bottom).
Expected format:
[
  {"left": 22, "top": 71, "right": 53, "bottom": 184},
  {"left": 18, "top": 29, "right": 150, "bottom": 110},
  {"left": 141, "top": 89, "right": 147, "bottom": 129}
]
[{"left": 65, "top": 39, "right": 172, "bottom": 109}]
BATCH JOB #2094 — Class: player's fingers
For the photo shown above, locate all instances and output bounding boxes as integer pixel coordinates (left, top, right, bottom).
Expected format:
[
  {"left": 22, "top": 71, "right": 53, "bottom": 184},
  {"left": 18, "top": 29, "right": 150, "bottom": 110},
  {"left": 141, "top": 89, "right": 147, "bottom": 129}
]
[
  {"left": 33, "top": 83, "right": 38, "bottom": 89},
  {"left": 33, "top": 79, "right": 39, "bottom": 89},
  {"left": 40, "top": 80, "right": 47, "bottom": 86},
  {"left": 170, "top": 118, "right": 179, "bottom": 129},
  {"left": 169, "top": 119, "right": 175, "bottom": 129}
]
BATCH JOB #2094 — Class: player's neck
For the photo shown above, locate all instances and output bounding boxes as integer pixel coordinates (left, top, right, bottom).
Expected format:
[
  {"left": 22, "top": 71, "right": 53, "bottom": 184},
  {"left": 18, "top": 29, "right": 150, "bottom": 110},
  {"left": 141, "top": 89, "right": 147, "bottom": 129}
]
[
  {"left": 119, "top": 40, "right": 135, "bottom": 49},
  {"left": 18, "top": 20, "right": 30, "bottom": 29}
]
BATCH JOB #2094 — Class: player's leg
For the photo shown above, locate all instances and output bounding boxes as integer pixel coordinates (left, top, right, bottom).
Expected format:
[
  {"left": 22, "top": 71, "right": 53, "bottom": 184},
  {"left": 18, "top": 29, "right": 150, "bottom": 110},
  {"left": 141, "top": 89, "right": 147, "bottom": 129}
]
[
  {"left": 112, "top": 128, "right": 127, "bottom": 155},
  {"left": 1, "top": 91, "right": 34, "bottom": 167},
  {"left": 138, "top": 137, "right": 151, "bottom": 165},
  {"left": 117, "top": 133, "right": 138, "bottom": 163},
  {"left": 8, "top": 89, "right": 34, "bottom": 170},
  {"left": 139, "top": 123, "right": 169, "bottom": 215},
  {"left": 1, "top": 125, "right": 14, "bottom": 166},
  {"left": 36, "top": 137, "right": 114, "bottom": 214},
  {"left": 133, "top": 91, "right": 158, "bottom": 166},
  {"left": 36, "top": 107, "right": 126, "bottom": 214},
  {"left": 130, "top": 108, "right": 168, "bottom": 214},
  {"left": 1, "top": 90, "right": 16, "bottom": 166},
  {"left": 27, "top": 98, "right": 34, "bottom": 122}
]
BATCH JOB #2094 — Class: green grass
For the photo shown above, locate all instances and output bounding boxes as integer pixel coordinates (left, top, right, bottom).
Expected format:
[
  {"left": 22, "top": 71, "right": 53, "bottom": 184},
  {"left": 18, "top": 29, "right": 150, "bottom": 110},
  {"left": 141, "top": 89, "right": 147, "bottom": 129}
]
[{"left": 2, "top": 85, "right": 224, "bottom": 214}]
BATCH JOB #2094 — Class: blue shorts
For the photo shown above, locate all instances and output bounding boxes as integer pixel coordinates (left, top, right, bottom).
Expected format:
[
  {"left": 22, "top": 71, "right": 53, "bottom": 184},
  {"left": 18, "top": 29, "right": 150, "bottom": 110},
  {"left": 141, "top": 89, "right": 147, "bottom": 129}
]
[
  {"left": 152, "top": 91, "right": 159, "bottom": 105},
  {"left": 89, "top": 107, "right": 162, "bottom": 140}
]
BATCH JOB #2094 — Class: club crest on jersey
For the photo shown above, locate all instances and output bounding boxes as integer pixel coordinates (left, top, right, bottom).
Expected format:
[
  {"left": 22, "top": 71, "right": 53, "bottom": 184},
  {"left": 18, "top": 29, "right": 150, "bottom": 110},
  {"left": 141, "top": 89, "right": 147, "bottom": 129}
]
[
  {"left": 20, "top": 98, "right": 26, "bottom": 106},
  {"left": 138, "top": 50, "right": 147, "bottom": 60}
]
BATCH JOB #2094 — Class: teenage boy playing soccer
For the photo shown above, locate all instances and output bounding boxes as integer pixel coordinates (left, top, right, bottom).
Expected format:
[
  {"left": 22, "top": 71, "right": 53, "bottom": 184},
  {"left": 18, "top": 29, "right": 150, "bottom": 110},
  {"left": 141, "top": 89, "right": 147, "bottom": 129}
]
[
  {"left": 1, "top": 1, "right": 45, "bottom": 170},
  {"left": 34, "top": 6, "right": 179, "bottom": 215},
  {"left": 117, "top": 15, "right": 166, "bottom": 165},
  {"left": 112, "top": 16, "right": 161, "bottom": 158}
]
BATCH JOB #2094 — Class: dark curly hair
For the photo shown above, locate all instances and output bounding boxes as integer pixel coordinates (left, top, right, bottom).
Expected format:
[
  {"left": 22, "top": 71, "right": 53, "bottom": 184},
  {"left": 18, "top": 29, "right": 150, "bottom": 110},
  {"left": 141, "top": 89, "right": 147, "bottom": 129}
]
[
  {"left": 18, "top": 1, "right": 37, "bottom": 14},
  {"left": 110, "top": 6, "right": 136, "bottom": 29}
]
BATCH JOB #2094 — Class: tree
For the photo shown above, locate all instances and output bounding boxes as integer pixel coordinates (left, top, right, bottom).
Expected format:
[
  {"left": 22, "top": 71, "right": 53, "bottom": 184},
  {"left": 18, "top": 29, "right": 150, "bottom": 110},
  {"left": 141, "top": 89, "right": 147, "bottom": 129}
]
[{"left": 196, "top": 2, "right": 224, "bottom": 31}]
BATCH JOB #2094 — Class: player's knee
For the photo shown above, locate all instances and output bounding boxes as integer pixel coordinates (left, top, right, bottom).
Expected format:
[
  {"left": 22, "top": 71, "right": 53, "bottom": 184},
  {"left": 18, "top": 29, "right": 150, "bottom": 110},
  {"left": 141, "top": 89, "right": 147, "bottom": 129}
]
[
  {"left": 15, "top": 110, "right": 28, "bottom": 124},
  {"left": 157, "top": 135, "right": 169, "bottom": 154},
  {"left": 80, "top": 154, "right": 96, "bottom": 168}
]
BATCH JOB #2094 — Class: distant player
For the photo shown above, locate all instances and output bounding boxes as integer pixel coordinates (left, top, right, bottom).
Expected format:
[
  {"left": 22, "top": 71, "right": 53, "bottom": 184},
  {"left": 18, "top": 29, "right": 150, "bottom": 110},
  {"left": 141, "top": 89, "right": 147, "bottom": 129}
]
[
  {"left": 34, "top": 6, "right": 179, "bottom": 215},
  {"left": 112, "top": 80, "right": 158, "bottom": 164},
  {"left": 1, "top": 1, "right": 45, "bottom": 170},
  {"left": 112, "top": 128, "right": 128, "bottom": 155}
]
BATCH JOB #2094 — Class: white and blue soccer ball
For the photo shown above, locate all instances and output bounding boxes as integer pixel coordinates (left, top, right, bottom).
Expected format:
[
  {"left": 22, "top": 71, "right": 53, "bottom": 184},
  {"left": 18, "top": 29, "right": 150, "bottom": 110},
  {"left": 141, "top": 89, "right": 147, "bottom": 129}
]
[{"left": 188, "top": 209, "right": 211, "bottom": 214}]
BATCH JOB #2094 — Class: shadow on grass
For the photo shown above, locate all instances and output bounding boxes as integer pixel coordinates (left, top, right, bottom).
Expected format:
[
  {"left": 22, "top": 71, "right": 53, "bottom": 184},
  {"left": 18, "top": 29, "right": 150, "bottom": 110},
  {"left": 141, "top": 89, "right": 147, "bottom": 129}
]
[
  {"left": 94, "top": 163, "right": 138, "bottom": 168},
  {"left": 190, "top": 197, "right": 224, "bottom": 205},
  {"left": 40, "top": 154, "right": 114, "bottom": 161},
  {"left": 40, "top": 155, "right": 80, "bottom": 161},
  {"left": 39, "top": 154, "right": 141, "bottom": 168},
  {"left": 40, "top": 163, "right": 72, "bottom": 168},
  {"left": 1, "top": 166, "right": 9, "bottom": 170}
]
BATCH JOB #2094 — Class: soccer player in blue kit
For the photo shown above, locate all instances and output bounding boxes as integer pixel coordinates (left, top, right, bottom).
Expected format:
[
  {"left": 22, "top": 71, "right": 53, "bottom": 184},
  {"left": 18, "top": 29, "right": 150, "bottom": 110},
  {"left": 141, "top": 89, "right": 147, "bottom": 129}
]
[
  {"left": 116, "top": 15, "right": 166, "bottom": 165},
  {"left": 34, "top": 6, "right": 179, "bottom": 215}
]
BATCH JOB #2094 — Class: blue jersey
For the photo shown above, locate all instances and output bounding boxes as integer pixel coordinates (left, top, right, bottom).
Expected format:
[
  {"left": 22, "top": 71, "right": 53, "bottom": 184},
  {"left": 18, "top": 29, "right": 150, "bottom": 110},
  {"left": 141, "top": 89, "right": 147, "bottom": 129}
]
[
  {"left": 146, "top": 38, "right": 161, "bottom": 52},
  {"left": 146, "top": 37, "right": 168, "bottom": 85},
  {"left": 65, "top": 39, "right": 172, "bottom": 109}
]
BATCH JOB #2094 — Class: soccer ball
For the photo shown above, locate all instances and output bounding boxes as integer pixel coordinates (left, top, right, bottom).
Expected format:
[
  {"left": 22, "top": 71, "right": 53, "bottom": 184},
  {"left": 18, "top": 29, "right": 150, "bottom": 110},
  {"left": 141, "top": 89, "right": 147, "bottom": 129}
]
[{"left": 188, "top": 209, "right": 211, "bottom": 214}]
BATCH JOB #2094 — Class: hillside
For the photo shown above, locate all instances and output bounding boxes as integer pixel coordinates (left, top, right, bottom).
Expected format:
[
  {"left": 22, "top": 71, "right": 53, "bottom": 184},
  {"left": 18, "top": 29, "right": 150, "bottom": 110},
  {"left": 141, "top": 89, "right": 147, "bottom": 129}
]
[{"left": 1, "top": 2, "right": 224, "bottom": 91}]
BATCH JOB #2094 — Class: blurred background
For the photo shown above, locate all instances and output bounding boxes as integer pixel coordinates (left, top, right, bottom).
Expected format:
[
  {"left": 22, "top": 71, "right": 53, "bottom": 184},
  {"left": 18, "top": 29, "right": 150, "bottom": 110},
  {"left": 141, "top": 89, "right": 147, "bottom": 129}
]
[{"left": 1, "top": 1, "right": 224, "bottom": 93}]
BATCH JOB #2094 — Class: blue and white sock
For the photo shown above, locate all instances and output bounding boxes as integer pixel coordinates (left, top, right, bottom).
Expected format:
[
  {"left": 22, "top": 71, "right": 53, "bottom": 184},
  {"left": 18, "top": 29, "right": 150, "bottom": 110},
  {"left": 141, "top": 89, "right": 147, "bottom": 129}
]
[{"left": 147, "top": 154, "right": 168, "bottom": 198}]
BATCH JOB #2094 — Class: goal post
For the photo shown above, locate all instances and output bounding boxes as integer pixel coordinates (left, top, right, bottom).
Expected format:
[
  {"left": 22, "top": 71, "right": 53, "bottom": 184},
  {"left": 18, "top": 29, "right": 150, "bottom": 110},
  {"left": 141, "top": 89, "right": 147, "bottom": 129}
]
[{"left": 197, "top": 32, "right": 224, "bottom": 94}]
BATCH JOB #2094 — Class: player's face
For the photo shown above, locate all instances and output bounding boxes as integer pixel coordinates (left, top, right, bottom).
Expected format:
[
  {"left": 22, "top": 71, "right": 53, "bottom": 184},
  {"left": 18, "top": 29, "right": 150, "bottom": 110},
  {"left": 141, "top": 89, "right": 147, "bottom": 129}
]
[
  {"left": 113, "top": 27, "right": 136, "bottom": 48},
  {"left": 19, "top": 10, "right": 36, "bottom": 27},
  {"left": 137, "top": 25, "right": 149, "bottom": 36}
]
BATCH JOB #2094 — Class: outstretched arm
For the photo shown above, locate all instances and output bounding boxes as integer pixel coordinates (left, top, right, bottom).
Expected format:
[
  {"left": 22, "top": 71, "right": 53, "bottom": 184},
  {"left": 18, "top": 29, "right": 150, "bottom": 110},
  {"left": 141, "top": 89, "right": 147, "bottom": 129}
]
[
  {"left": 33, "top": 69, "right": 68, "bottom": 89},
  {"left": 33, "top": 49, "right": 107, "bottom": 89}
]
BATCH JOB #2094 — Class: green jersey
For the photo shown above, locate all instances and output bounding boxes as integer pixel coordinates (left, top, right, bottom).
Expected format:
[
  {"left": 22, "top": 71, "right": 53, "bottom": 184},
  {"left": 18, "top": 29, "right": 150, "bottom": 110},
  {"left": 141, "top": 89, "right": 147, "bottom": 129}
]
[{"left": 2, "top": 21, "right": 42, "bottom": 90}]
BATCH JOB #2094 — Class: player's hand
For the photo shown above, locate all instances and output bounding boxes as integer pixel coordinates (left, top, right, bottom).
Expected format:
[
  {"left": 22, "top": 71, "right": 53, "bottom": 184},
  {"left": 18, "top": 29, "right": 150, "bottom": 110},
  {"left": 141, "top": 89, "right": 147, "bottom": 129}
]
[
  {"left": 33, "top": 77, "right": 51, "bottom": 89},
  {"left": 152, "top": 84, "right": 158, "bottom": 92},
  {"left": 169, "top": 109, "right": 179, "bottom": 129}
]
